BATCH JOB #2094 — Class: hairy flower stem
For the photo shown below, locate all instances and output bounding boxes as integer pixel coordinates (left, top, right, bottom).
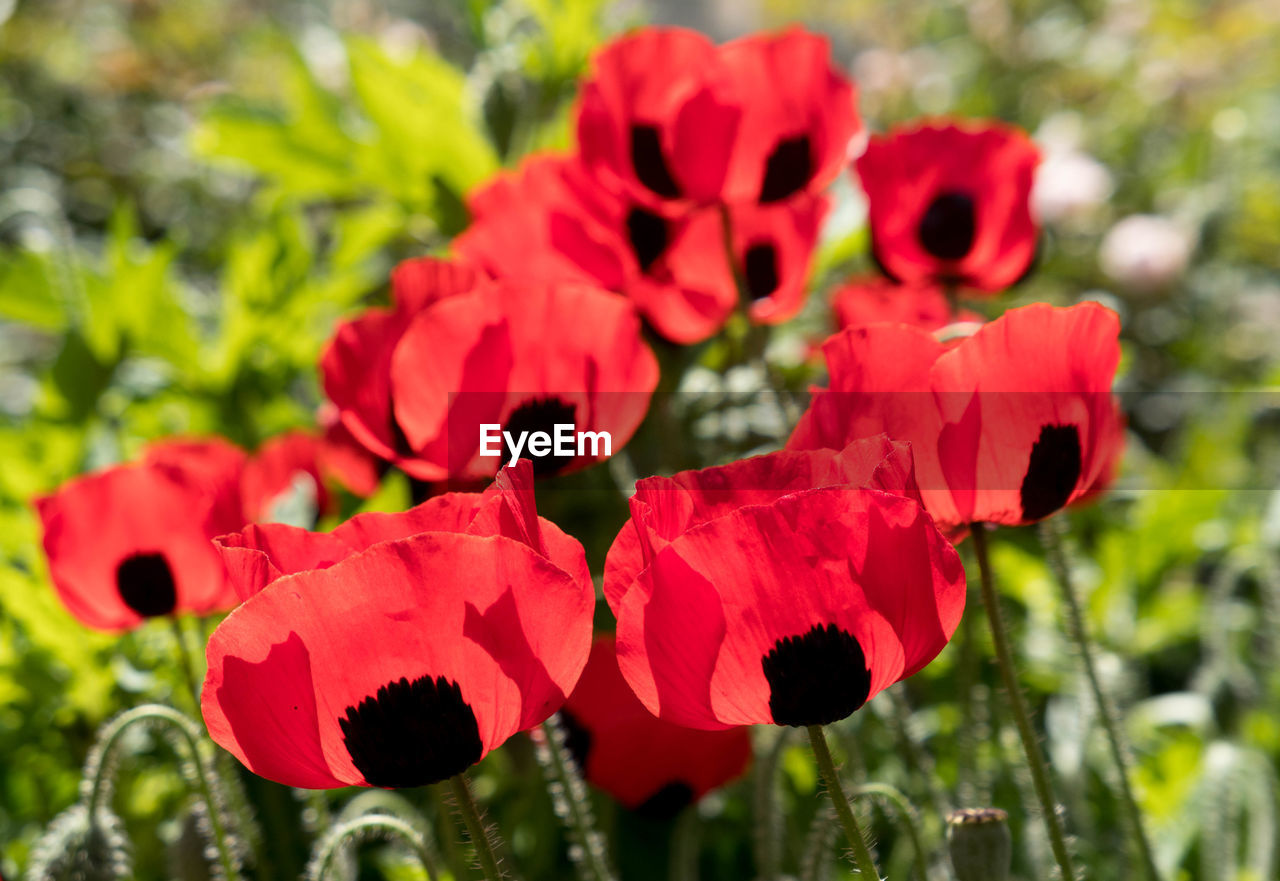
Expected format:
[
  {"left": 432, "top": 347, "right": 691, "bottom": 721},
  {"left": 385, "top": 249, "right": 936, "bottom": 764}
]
[
  {"left": 1040, "top": 519, "right": 1161, "bottom": 881},
  {"left": 806, "top": 725, "right": 881, "bottom": 879},
  {"left": 307, "top": 814, "right": 440, "bottom": 881},
  {"left": 531, "top": 715, "right": 617, "bottom": 881},
  {"left": 88, "top": 704, "right": 240, "bottom": 881},
  {"left": 969, "top": 525, "right": 1076, "bottom": 880},
  {"left": 753, "top": 727, "right": 791, "bottom": 881},
  {"left": 852, "top": 783, "right": 930, "bottom": 881},
  {"left": 447, "top": 772, "right": 507, "bottom": 880}
]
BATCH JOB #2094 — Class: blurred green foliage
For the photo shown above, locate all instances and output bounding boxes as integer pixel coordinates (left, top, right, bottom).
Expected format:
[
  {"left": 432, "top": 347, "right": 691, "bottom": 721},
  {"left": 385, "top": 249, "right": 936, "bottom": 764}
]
[{"left": 2, "top": 0, "right": 1279, "bottom": 879}]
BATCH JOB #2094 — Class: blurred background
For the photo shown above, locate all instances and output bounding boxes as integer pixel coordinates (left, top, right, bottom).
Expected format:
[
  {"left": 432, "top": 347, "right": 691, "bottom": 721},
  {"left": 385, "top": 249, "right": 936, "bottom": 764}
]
[{"left": 3, "top": 1, "right": 1280, "bottom": 879}]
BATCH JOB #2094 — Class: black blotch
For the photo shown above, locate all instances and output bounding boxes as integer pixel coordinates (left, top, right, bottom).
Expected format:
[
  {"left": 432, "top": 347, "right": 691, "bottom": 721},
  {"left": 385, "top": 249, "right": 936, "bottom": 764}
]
[
  {"left": 1019, "top": 424, "right": 1082, "bottom": 523},
  {"left": 743, "top": 244, "right": 780, "bottom": 301},
  {"left": 762, "top": 623, "right": 872, "bottom": 727},
  {"left": 633, "top": 781, "right": 695, "bottom": 820},
  {"left": 630, "top": 125, "right": 682, "bottom": 199},
  {"left": 625, "top": 206, "right": 669, "bottom": 273},
  {"left": 116, "top": 552, "right": 178, "bottom": 618},
  {"left": 503, "top": 397, "right": 579, "bottom": 477},
  {"left": 339, "top": 675, "right": 483, "bottom": 788},
  {"left": 917, "top": 191, "right": 977, "bottom": 260},
  {"left": 759, "top": 135, "right": 813, "bottom": 203},
  {"left": 557, "top": 709, "right": 593, "bottom": 771}
]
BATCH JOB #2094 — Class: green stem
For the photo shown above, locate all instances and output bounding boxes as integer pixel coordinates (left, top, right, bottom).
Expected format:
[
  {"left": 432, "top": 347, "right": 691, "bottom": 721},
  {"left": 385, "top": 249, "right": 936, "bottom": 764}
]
[
  {"left": 308, "top": 814, "right": 440, "bottom": 881},
  {"left": 447, "top": 772, "right": 507, "bottom": 881},
  {"left": 806, "top": 725, "right": 881, "bottom": 879},
  {"left": 753, "top": 727, "right": 792, "bottom": 881},
  {"left": 669, "top": 806, "right": 701, "bottom": 881},
  {"left": 532, "top": 715, "right": 617, "bottom": 881},
  {"left": 969, "top": 525, "right": 1076, "bottom": 880},
  {"left": 1041, "top": 519, "right": 1160, "bottom": 881},
  {"left": 87, "top": 704, "right": 240, "bottom": 881},
  {"left": 852, "top": 783, "right": 929, "bottom": 881},
  {"left": 169, "top": 615, "right": 202, "bottom": 711}
]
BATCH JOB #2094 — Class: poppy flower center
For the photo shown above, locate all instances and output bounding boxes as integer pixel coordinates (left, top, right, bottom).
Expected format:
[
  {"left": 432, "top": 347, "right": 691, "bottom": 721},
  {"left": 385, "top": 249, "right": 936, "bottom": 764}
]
[
  {"left": 503, "top": 397, "right": 579, "bottom": 477},
  {"left": 630, "top": 125, "right": 682, "bottom": 199},
  {"left": 743, "top": 243, "right": 780, "bottom": 301},
  {"left": 759, "top": 135, "right": 814, "bottom": 203},
  {"left": 918, "top": 191, "right": 977, "bottom": 260},
  {"left": 339, "top": 675, "right": 483, "bottom": 788},
  {"left": 762, "top": 622, "right": 872, "bottom": 727},
  {"left": 1019, "top": 424, "right": 1083, "bottom": 522},
  {"left": 625, "top": 206, "right": 669, "bottom": 273},
  {"left": 115, "top": 552, "right": 178, "bottom": 618},
  {"left": 634, "top": 781, "right": 695, "bottom": 819}
]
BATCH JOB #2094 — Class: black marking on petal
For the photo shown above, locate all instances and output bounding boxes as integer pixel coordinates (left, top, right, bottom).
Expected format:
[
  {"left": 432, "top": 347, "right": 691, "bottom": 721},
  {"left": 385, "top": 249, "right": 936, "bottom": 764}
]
[
  {"left": 625, "top": 206, "right": 670, "bottom": 273},
  {"left": 633, "top": 781, "right": 695, "bottom": 819},
  {"left": 339, "top": 675, "right": 483, "bottom": 788},
  {"left": 630, "top": 125, "right": 682, "bottom": 199},
  {"left": 503, "top": 397, "right": 578, "bottom": 477},
  {"left": 759, "top": 135, "right": 814, "bottom": 203},
  {"left": 917, "top": 191, "right": 977, "bottom": 260},
  {"left": 743, "top": 244, "right": 780, "bottom": 301},
  {"left": 1019, "top": 424, "right": 1082, "bottom": 523},
  {"left": 116, "top": 552, "right": 178, "bottom": 618},
  {"left": 762, "top": 623, "right": 872, "bottom": 727}
]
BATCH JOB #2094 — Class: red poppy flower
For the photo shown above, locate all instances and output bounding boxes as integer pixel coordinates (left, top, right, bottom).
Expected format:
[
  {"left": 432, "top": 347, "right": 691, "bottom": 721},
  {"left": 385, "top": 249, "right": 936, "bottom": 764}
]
[
  {"left": 577, "top": 27, "right": 858, "bottom": 208},
  {"left": 855, "top": 120, "right": 1040, "bottom": 293},
  {"left": 317, "top": 405, "right": 383, "bottom": 498},
  {"left": 606, "top": 436, "right": 964, "bottom": 730},
  {"left": 387, "top": 280, "right": 659, "bottom": 480},
  {"left": 454, "top": 154, "right": 735, "bottom": 344},
  {"left": 202, "top": 461, "right": 594, "bottom": 789},
  {"left": 142, "top": 437, "right": 249, "bottom": 537},
  {"left": 320, "top": 258, "right": 485, "bottom": 479},
  {"left": 788, "top": 302, "right": 1124, "bottom": 531},
  {"left": 559, "top": 636, "right": 752, "bottom": 817},
  {"left": 241, "top": 431, "right": 332, "bottom": 524},
  {"left": 34, "top": 444, "right": 245, "bottom": 632},
  {"left": 455, "top": 155, "right": 826, "bottom": 344},
  {"left": 832, "top": 276, "right": 982, "bottom": 333}
]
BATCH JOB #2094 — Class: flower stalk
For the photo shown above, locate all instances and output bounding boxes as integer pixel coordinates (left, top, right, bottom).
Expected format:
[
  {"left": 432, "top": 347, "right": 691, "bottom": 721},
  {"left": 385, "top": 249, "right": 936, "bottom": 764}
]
[
  {"left": 1040, "top": 517, "right": 1160, "bottom": 881},
  {"left": 87, "top": 704, "right": 241, "bottom": 881},
  {"left": 447, "top": 772, "right": 508, "bottom": 881},
  {"left": 531, "top": 714, "right": 618, "bottom": 881},
  {"left": 969, "top": 524, "right": 1075, "bottom": 880},
  {"left": 306, "top": 813, "right": 440, "bottom": 881},
  {"left": 806, "top": 724, "right": 881, "bottom": 879}
]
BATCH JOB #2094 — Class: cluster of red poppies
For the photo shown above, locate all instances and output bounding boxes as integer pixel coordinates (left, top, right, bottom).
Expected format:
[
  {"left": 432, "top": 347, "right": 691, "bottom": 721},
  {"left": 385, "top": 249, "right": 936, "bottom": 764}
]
[{"left": 33, "top": 23, "right": 1126, "bottom": 835}]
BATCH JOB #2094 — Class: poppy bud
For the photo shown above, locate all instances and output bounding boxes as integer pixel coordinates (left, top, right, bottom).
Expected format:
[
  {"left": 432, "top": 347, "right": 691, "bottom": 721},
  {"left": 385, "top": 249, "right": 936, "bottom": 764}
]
[{"left": 946, "top": 807, "right": 1011, "bottom": 881}]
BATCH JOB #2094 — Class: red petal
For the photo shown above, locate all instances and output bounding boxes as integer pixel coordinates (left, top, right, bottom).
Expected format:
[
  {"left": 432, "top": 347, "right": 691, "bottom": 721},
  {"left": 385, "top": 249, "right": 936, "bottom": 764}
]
[
  {"left": 36, "top": 464, "right": 236, "bottom": 630},
  {"left": 203, "top": 531, "right": 594, "bottom": 787}
]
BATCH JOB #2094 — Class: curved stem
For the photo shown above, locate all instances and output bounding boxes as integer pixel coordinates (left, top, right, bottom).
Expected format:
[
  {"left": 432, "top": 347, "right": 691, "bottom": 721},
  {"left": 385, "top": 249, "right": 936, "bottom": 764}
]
[
  {"left": 1040, "top": 519, "right": 1160, "bottom": 881},
  {"left": 969, "top": 525, "right": 1076, "bottom": 880},
  {"left": 447, "top": 772, "right": 507, "bottom": 880},
  {"left": 87, "top": 704, "right": 239, "bottom": 881},
  {"left": 753, "top": 726, "right": 792, "bottom": 881},
  {"left": 308, "top": 814, "right": 440, "bottom": 881},
  {"left": 805, "top": 725, "right": 881, "bottom": 879},
  {"left": 532, "top": 715, "right": 617, "bottom": 881},
  {"left": 852, "top": 783, "right": 929, "bottom": 881}
]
